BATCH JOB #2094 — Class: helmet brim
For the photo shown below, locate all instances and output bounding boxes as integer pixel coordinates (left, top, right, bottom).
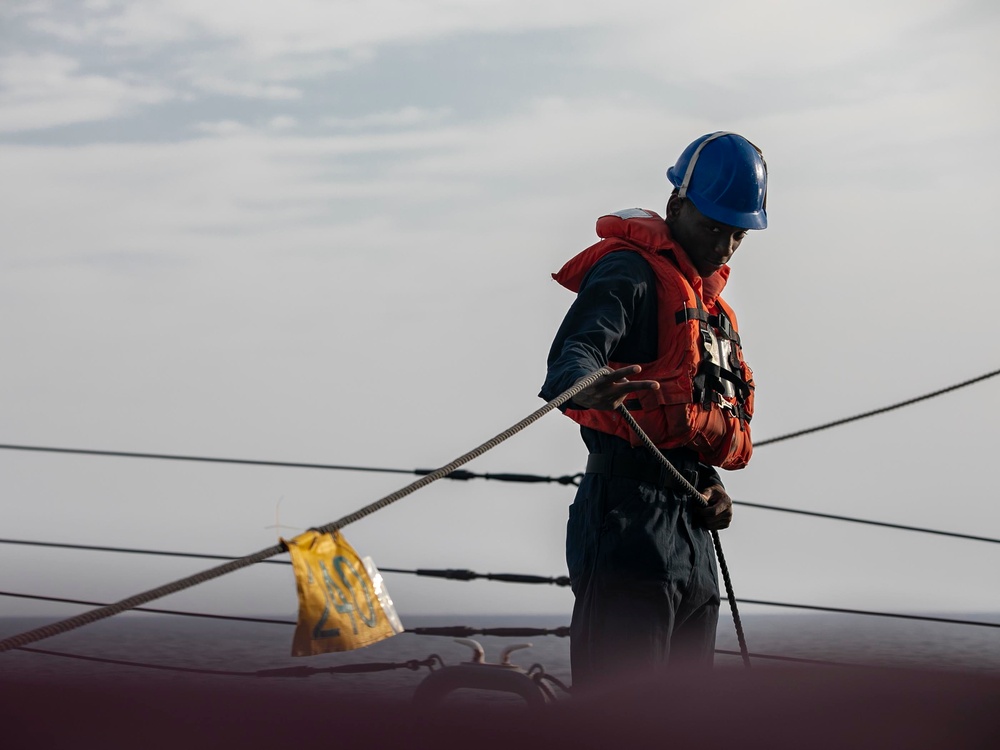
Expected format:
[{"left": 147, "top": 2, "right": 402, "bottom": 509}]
[{"left": 688, "top": 190, "right": 768, "bottom": 230}]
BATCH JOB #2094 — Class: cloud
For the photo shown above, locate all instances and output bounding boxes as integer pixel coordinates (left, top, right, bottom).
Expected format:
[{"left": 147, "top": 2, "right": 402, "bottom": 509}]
[
  {"left": 194, "top": 116, "right": 298, "bottom": 136},
  {"left": 6, "top": 80, "right": 993, "bottom": 269},
  {"left": 19, "top": 1, "right": 975, "bottom": 72},
  {"left": 12, "top": 0, "right": 991, "bottom": 142},
  {"left": 322, "top": 106, "right": 453, "bottom": 130},
  {"left": 560, "top": 0, "right": 999, "bottom": 127},
  {"left": 193, "top": 119, "right": 249, "bottom": 136},
  {"left": 2, "top": 1, "right": 999, "bottom": 623},
  {"left": 21, "top": 0, "right": 206, "bottom": 47},
  {"left": 18, "top": 0, "right": 598, "bottom": 56},
  {"left": 185, "top": 73, "right": 301, "bottom": 100},
  {"left": 267, "top": 115, "right": 298, "bottom": 131},
  {"left": 0, "top": 53, "right": 173, "bottom": 133}
]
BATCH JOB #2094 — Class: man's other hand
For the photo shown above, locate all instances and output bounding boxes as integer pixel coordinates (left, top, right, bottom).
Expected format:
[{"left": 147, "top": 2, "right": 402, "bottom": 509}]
[{"left": 699, "top": 485, "right": 733, "bottom": 530}]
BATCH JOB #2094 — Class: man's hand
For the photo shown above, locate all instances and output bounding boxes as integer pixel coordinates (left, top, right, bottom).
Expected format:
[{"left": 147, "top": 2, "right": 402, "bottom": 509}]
[
  {"left": 699, "top": 485, "right": 733, "bottom": 530},
  {"left": 572, "top": 365, "right": 660, "bottom": 410}
]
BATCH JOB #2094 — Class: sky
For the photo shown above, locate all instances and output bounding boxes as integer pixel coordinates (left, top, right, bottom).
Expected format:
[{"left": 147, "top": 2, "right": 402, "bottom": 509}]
[{"left": 2, "top": 0, "right": 998, "bottom": 644}]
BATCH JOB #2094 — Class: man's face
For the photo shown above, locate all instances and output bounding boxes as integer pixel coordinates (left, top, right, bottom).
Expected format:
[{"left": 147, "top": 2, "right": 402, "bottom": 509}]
[{"left": 666, "top": 195, "right": 747, "bottom": 277}]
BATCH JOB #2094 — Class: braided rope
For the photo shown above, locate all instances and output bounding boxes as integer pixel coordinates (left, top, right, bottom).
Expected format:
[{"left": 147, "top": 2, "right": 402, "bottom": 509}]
[
  {"left": 0, "top": 369, "right": 609, "bottom": 654},
  {"left": 615, "top": 404, "right": 751, "bottom": 668},
  {"left": 710, "top": 530, "right": 751, "bottom": 668}
]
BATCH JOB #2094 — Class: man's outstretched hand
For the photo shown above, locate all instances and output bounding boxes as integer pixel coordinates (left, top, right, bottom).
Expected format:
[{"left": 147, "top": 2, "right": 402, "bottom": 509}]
[{"left": 573, "top": 365, "right": 659, "bottom": 410}]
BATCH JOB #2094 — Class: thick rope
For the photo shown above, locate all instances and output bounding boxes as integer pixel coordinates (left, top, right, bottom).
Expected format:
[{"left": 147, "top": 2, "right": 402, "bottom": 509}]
[
  {"left": 0, "top": 368, "right": 610, "bottom": 654},
  {"left": 615, "top": 404, "right": 751, "bottom": 668}
]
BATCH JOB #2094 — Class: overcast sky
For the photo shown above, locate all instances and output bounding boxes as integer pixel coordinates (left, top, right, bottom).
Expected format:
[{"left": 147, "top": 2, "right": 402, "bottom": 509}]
[{"left": 2, "top": 0, "right": 998, "bottom": 640}]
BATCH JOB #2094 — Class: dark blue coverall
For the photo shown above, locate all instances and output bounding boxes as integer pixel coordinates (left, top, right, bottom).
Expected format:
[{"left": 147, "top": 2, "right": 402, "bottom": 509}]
[{"left": 540, "top": 250, "right": 723, "bottom": 686}]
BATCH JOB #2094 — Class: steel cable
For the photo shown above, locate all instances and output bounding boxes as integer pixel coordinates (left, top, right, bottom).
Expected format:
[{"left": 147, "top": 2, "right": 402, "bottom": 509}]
[
  {"left": 4, "top": 367, "right": 996, "bottom": 476},
  {"left": 0, "top": 443, "right": 581, "bottom": 485},
  {"left": 5, "top": 589, "right": 995, "bottom": 631},
  {"left": 14, "top": 643, "right": 879, "bottom": 677},
  {"left": 0, "top": 444, "right": 422, "bottom": 474},
  {"left": 754, "top": 367, "right": 1000, "bottom": 447},
  {"left": 731, "top": 501, "right": 999, "bottom": 544},
  {"left": 5, "top": 367, "right": 994, "bottom": 654},
  {"left": 0, "top": 368, "right": 610, "bottom": 654},
  {"left": 15, "top": 646, "right": 440, "bottom": 678},
  {"left": 0, "top": 537, "right": 575, "bottom": 584},
  {"left": 0, "top": 590, "right": 297, "bottom": 624}
]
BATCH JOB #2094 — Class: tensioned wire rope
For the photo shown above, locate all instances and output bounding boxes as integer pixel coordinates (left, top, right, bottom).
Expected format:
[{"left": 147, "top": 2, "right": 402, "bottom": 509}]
[
  {"left": 13, "top": 644, "right": 872, "bottom": 674},
  {"left": 3, "top": 366, "right": 997, "bottom": 654},
  {"left": 2, "top": 367, "right": 998, "bottom": 545},
  {"left": 11, "top": 636, "right": 890, "bottom": 676},
  {"left": 0, "top": 547, "right": 997, "bottom": 631},
  {"left": 6, "top": 592, "right": 996, "bottom": 689},
  {"left": 3, "top": 591, "right": 918, "bottom": 673},
  {"left": 0, "top": 368, "right": 612, "bottom": 654},
  {"left": 6, "top": 587, "right": 997, "bottom": 631},
  {"left": 13, "top": 645, "right": 443, "bottom": 679},
  {"left": 2, "top": 365, "right": 996, "bottom": 469},
  {"left": 4, "top": 481, "right": 997, "bottom": 547},
  {"left": 0, "top": 538, "right": 571, "bottom": 585},
  {"left": 4, "top": 532, "right": 997, "bottom": 630},
  {"left": 753, "top": 366, "right": 1000, "bottom": 448},
  {"left": 0, "top": 443, "right": 581, "bottom": 485}
]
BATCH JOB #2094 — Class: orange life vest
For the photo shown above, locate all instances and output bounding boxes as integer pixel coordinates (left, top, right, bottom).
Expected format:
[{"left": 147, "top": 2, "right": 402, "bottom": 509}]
[{"left": 553, "top": 208, "right": 755, "bottom": 470}]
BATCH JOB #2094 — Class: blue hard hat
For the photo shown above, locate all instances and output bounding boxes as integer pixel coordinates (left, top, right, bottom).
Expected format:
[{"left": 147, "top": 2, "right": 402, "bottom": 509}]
[{"left": 666, "top": 132, "right": 768, "bottom": 230}]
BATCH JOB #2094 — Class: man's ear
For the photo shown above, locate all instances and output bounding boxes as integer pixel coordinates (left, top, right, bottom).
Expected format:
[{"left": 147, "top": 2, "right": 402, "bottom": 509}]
[{"left": 665, "top": 193, "right": 683, "bottom": 222}]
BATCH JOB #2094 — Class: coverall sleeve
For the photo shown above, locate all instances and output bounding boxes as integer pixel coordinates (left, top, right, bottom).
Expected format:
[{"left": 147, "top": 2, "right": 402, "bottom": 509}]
[{"left": 539, "top": 251, "right": 657, "bottom": 406}]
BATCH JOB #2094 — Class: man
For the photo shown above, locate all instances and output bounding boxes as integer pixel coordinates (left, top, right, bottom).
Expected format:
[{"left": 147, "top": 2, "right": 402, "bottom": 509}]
[{"left": 540, "top": 132, "right": 767, "bottom": 686}]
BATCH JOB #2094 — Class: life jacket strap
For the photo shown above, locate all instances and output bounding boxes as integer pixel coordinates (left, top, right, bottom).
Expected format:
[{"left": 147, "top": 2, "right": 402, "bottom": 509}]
[{"left": 675, "top": 307, "right": 742, "bottom": 346}]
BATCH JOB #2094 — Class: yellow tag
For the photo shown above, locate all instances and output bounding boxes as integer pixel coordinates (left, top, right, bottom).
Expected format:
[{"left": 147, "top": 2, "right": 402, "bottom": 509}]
[{"left": 284, "top": 530, "right": 403, "bottom": 656}]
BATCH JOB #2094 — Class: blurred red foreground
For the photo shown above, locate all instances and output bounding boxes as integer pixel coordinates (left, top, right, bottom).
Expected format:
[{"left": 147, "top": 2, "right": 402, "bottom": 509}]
[{"left": 2, "top": 665, "right": 997, "bottom": 749}]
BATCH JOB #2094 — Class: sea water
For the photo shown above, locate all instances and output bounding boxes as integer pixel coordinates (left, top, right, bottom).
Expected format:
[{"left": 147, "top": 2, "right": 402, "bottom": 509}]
[{"left": 1, "top": 612, "right": 998, "bottom": 703}]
